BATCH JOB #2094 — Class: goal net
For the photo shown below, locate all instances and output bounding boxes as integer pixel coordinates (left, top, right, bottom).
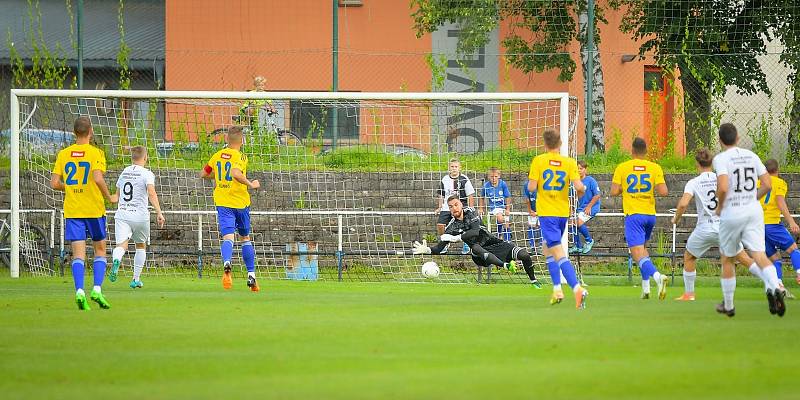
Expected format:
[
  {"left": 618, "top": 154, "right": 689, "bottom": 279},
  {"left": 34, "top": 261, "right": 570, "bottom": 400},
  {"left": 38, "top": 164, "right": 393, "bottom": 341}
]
[{"left": 8, "top": 90, "right": 578, "bottom": 283}]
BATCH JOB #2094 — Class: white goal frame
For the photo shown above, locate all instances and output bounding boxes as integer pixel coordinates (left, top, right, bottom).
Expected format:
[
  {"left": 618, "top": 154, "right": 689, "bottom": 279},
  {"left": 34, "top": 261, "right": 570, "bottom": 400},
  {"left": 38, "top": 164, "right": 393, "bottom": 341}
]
[{"left": 8, "top": 89, "right": 572, "bottom": 278}]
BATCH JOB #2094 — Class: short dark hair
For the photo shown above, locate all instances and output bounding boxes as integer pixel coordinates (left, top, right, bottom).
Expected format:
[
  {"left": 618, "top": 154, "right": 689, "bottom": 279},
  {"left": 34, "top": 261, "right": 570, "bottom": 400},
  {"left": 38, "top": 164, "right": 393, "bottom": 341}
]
[
  {"left": 719, "top": 123, "right": 738, "bottom": 145},
  {"left": 632, "top": 137, "right": 647, "bottom": 155},
  {"left": 577, "top": 160, "right": 588, "bottom": 169},
  {"left": 446, "top": 193, "right": 462, "bottom": 204},
  {"left": 694, "top": 148, "right": 713, "bottom": 167},
  {"left": 543, "top": 130, "right": 560, "bottom": 150},
  {"left": 73, "top": 116, "right": 92, "bottom": 138},
  {"left": 765, "top": 159, "right": 779, "bottom": 174}
]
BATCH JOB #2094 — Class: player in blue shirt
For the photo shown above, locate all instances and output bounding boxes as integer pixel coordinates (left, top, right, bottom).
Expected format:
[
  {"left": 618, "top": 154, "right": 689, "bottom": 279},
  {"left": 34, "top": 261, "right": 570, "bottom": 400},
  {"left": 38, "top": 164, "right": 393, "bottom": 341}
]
[
  {"left": 570, "top": 160, "right": 601, "bottom": 254},
  {"left": 480, "top": 167, "right": 512, "bottom": 241},
  {"left": 522, "top": 179, "right": 542, "bottom": 252}
]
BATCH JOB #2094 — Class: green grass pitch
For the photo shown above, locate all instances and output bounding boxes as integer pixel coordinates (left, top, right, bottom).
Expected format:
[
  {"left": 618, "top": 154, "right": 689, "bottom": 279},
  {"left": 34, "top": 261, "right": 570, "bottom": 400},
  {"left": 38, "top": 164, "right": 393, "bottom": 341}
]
[{"left": 1, "top": 276, "right": 799, "bottom": 399}]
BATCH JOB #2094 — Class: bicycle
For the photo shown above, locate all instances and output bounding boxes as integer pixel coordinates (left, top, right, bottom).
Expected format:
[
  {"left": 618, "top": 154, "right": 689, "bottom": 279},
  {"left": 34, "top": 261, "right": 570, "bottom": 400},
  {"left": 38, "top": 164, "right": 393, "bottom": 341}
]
[
  {"left": 0, "top": 216, "right": 50, "bottom": 271},
  {"left": 209, "top": 104, "right": 303, "bottom": 146}
]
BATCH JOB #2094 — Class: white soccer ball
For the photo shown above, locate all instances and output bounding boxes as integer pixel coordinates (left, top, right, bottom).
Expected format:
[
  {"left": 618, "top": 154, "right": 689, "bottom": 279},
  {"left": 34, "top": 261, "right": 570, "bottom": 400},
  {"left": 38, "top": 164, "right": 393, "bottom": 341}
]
[{"left": 421, "top": 261, "right": 440, "bottom": 278}]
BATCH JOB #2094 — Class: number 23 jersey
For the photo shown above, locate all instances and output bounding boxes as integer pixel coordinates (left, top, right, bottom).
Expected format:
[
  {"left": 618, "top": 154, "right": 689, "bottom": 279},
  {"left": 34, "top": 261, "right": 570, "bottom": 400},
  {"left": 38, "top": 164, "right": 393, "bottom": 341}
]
[
  {"left": 612, "top": 159, "right": 665, "bottom": 216},
  {"left": 116, "top": 165, "right": 156, "bottom": 222},
  {"left": 528, "top": 152, "right": 579, "bottom": 217},
  {"left": 206, "top": 148, "right": 250, "bottom": 209},
  {"left": 712, "top": 147, "right": 766, "bottom": 219}
]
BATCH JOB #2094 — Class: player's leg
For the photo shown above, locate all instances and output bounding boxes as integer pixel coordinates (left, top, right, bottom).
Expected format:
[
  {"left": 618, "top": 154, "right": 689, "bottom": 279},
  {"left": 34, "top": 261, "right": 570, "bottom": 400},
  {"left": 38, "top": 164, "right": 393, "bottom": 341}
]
[
  {"left": 678, "top": 251, "right": 698, "bottom": 301},
  {"left": 66, "top": 219, "right": 90, "bottom": 310},
  {"left": 786, "top": 243, "right": 800, "bottom": 285},
  {"left": 526, "top": 216, "right": 539, "bottom": 251},
  {"left": 627, "top": 215, "right": 666, "bottom": 299},
  {"left": 217, "top": 206, "right": 236, "bottom": 289},
  {"left": 735, "top": 218, "right": 784, "bottom": 315},
  {"left": 678, "top": 227, "right": 712, "bottom": 300},
  {"left": 541, "top": 217, "right": 586, "bottom": 308},
  {"left": 578, "top": 215, "right": 594, "bottom": 254},
  {"left": 131, "top": 242, "right": 146, "bottom": 289},
  {"left": 237, "top": 207, "right": 259, "bottom": 292},
  {"left": 513, "top": 247, "right": 541, "bottom": 288},
  {"left": 468, "top": 243, "right": 508, "bottom": 271},
  {"left": 110, "top": 218, "right": 132, "bottom": 282},
  {"left": 569, "top": 218, "right": 583, "bottom": 254},
  {"left": 88, "top": 217, "right": 110, "bottom": 309},
  {"left": 716, "top": 254, "right": 737, "bottom": 317}
]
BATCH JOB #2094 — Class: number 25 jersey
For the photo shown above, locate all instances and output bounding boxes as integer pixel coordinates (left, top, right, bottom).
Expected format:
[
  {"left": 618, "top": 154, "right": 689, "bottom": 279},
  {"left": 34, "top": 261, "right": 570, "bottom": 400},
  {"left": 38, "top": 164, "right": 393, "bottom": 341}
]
[
  {"left": 612, "top": 159, "right": 665, "bottom": 216},
  {"left": 51, "top": 143, "right": 107, "bottom": 219},
  {"left": 206, "top": 148, "right": 250, "bottom": 209},
  {"left": 528, "top": 152, "right": 579, "bottom": 217}
]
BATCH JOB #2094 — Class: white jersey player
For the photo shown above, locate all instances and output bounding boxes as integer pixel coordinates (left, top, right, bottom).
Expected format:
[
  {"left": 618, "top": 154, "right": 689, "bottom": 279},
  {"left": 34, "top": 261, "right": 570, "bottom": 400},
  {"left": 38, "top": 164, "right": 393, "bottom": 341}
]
[
  {"left": 109, "top": 146, "right": 165, "bottom": 288},
  {"left": 672, "top": 148, "right": 753, "bottom": 302},
  {"left": 713, "top": 123, "right": 785, "bottom": 317}
]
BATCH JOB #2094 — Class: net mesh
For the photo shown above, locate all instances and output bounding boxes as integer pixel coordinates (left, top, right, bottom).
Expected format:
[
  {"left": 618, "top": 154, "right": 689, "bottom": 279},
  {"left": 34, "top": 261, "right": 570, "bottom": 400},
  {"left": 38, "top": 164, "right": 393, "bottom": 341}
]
[{"left": 12, "top": 92, "right": 578, "bottom": 283}]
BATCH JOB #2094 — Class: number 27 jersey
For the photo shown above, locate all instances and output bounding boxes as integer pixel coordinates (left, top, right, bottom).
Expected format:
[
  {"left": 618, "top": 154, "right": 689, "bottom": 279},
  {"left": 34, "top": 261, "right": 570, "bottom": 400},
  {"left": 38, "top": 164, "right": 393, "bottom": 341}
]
[{"left": 528, "top": 152, "right": 579, "bottom": 217}]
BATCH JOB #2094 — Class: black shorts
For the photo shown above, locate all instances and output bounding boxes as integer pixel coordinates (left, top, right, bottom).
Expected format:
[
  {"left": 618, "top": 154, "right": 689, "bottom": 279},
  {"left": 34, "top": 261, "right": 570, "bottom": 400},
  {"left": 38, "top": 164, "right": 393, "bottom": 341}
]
[
  {"left": 474, "top": 241, "right": 522, "bottom": 263},
  {"left": 437, "top": 211, "right": 452, "bottom": 225}
]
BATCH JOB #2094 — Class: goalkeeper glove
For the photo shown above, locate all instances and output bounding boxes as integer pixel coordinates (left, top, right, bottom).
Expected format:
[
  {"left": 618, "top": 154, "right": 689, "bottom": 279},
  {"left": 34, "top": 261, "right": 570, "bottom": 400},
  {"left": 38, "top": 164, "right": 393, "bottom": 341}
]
[
  {"left": 412, "top": 240, "right": 432, "bottom": 255},
  {"left": 440, "top": 234, "right": 462, "bottom": 243}
]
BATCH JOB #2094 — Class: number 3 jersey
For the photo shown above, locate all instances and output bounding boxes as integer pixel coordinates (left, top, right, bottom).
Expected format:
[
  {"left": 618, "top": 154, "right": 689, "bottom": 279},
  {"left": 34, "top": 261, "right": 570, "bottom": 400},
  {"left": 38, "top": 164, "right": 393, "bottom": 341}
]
[
  {"left": 206, "top": 148, "right": 250, "bottom": 209},
  {"left": 115, "top": 165, "right": 156, "bottom": 222},
  {"left": 612, "top": 158, "right": 665, "bottom": 216},
  {"left": 683, "top": 171, "right": 719, "bottom": 227},
  {"left": 528, "top": 152, "right": 580, "bottom": 217},
  {"left": 712, "top": 147, "right": 767, "bottom": 220},
  {"left": 51, "top": 143, "right": 107, "bottom": 219}
]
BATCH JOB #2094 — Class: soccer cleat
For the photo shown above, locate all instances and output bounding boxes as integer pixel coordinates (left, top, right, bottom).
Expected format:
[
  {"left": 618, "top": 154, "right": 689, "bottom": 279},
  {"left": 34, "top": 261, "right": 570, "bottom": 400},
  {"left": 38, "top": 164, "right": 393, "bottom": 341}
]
[
  {"left": 247, "top": 275, "right": 260, "bottom": 292},
  {"left": 90, "top": 289, "right": 110, "bottom": 309},
  {"left": 657, "top": 275, "right": 669, "bottom": 300},
  {"left": 775, "top": 288, "right": 787, "bottom": 317},
  {"left": 641, "top": 292, "right": 650, "bottom": 300},
  {"left": 462, "top": 243, "right": 470, "bottom": 255},
  {"left": 75, "top": 291, "right": 91, "bottom": 311},
  {"left": 715, "top": 302, "right": 735, "bottom": 317},
  {"left": 530, "top": 279, "right": 542, "bottom": 289},
  {"left": 581, "top": 240, "right": 594, "bottom": 254},
  {"left": 569, "top": 246, "right": 583, "bottom": 255},
  {"left": 129, "top": 280, "right": 143, "bottom": 289},
  {"left": 550, "top": 290, "right": 564, "bottom": 305},
  {"left": 504, "top": 261, "right": 518, "bottom": 274},
  {"left": 108, "top": 259, "right": 121, "bottom": 282},
  {"left": 675, "top": 292, "right": 696, "bottom": 301},
  {"left": 575, "top": 288, "right": 588, "bottom": 309},
  {"left": 766, "top": 289, "right": 778, "bottom": 315},
  {"left": 222, "top": 262, "right": 233, "bottom": 290}
]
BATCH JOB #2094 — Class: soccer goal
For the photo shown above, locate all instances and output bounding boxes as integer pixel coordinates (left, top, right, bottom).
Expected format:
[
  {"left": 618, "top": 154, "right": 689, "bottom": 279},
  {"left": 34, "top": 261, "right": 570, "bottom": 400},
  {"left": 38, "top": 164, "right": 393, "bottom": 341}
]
[{"left": 8, "top": 89, "right": 578, "bottom": 282}]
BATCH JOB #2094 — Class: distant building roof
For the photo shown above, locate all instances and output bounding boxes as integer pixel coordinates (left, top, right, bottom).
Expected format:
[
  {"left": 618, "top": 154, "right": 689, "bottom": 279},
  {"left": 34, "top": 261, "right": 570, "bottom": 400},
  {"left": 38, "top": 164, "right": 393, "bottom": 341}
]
[{"left": 0, "top": 0, "right": 164, "bottom": 69}]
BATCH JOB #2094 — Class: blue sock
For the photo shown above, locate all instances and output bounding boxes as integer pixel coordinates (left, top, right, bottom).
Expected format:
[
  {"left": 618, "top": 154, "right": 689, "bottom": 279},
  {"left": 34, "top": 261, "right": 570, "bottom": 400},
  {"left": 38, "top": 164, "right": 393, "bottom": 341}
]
[
  {"left": 503, "top": 225, "right": 512, "bottom": 241},
  {"left": 775, "top": 259, "right": 783, "bottom": 280},
  {"left": 579, "top": 225, "right": 592, "bottom": 242},
  {"left": 221, "top": 239, "right": 234, "bottom": 264},
  {"left": 71, "top": 259, "right": 85, "bottom": 291},
  {"left": 790, "top": 250, "right": 800, "bottom": 272},
  {"left": 242, "top": 241, "right": 256, "bottom": 273},
  {"left": 638, "top": 257, "right": 657, "bottom": 280},
  {"left": 527, "top": 228, "right": 536, "bottom": 248},
  {"left": 558, "top": 257, "right": 579, "bottom": 288},
  {"left": 93, "top": 257, "right": 107, "bottom": 287},
  {"left": 546, "top": 256, "right": 560, "bottom": 285},
  {"left": 571, "top": 225, "right": 582, "bottom": 248}
]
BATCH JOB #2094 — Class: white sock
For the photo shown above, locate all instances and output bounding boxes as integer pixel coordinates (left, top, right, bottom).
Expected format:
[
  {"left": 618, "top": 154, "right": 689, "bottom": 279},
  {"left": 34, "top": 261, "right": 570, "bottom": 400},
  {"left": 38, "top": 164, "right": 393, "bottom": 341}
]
[
  {"left": 761, "top": 265, "right": 780, "bottom": 291},
  {"left": 721, "top": 277, "right": 736, "bottom": 310},
  {"left": 553, "top": 284, "right": 562, "bottom": 292},
  {"left": 93, "top": 285, "right": 101, "bottom": 293},
  {"left": 572, "top": 284, "right": 584, "bottom": 294},
  {"left": 112, "top": 246, "right": 125, "bottom": 263},
  {"left": 133, "top": 249, "right": 146, "bottom": 281},
  {"left": 653, "top": 271, "right": 663, "bottom": 284},
  {"left": 749, "top": 263, "right": 764, "bottom": 280},
  {"left": 248, "top": 271, "right": 256, "bottom": 279},
  {"left": 76, "top": 288, "right": 85, "bottom": 295},
  {"left": 560, "top": 271, "right": 567, "bottom": 283},
  {"left": 683, "top": 269, "right": 697, "bottom": 293},
  {"left": 642, "top": 279, "right": 651, "bottom": 294}
]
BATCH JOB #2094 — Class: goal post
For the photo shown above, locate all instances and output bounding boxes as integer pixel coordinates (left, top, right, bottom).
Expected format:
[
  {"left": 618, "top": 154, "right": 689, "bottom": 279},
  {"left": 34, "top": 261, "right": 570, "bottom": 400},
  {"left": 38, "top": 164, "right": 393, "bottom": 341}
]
[{"left": 8, "top": 89, "right": 577, "bottom": 281}]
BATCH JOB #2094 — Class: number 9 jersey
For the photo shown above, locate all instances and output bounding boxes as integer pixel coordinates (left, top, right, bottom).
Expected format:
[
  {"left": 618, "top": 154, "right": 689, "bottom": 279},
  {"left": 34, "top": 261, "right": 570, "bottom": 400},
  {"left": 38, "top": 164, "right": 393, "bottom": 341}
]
[
  {"left": 612, "top": 158, "right": 665, "bottom": 216},
  {"left": 51, "top": 143, "right": 107, "bottom": 218},
  {"left": 206, "top": 148, "right": 250, "bottom": 209},
  {"left": 528, "top": 152, "right": 579, "bottom": 217}
]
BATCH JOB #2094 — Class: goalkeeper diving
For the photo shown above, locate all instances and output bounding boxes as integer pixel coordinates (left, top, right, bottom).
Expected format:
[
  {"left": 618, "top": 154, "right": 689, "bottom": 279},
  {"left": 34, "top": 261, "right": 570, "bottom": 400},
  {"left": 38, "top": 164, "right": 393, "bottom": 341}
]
[{"left": 413, "top": 194, "right": 542, "bottom": 288}]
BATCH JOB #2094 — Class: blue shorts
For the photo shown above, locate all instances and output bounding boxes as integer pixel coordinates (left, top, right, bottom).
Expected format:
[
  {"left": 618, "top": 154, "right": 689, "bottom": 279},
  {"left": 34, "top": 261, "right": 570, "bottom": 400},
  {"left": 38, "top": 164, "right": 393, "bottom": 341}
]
[
  {"left": 624, "top": 214, "right": 656, "bottom": 247},
  {"left": 539, "top": 216, "right": 568, "bottom": 248},
  {"left": 65, "top": 217, "right": 107, "bottom": 242},
  {"left": 216, "top": 206, "right": 251, "bottom": 236},
  {"left": 765, "top": 224, "right": 796, "bottom": 257}
]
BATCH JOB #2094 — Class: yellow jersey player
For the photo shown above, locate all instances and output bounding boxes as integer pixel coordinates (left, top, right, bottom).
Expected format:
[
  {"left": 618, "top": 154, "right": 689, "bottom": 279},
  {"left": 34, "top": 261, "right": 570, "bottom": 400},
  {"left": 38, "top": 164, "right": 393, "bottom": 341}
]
[
  {"left": 611, "top": 137, "right": 669, "bottom": 300},
  {"left": 759, "top": 159, "right": 800, "bottom": 293},
  {"left": 527, "top": 130, "right": 588, "bottom": 308},
  {"left": 50, "top": 116, "right": 118, "bottom": 310},
  {"left": 201, "top": 126, "right": 261, "bottom": 291}
]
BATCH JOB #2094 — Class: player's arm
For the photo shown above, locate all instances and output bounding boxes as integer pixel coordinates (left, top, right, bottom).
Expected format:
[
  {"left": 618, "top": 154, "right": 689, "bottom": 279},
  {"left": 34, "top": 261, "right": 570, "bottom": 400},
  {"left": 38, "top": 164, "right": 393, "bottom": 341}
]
[
  {"left": 776, "top": 195, "right": 800, "bottom": 234},
  {"left": 610, "top": 167, "right": 622, "bottom": 196},
  {"left": 200, "top": 162, "right": 214, "bottom": 179},
  {"left": 756, "top": 173, "right": 771, "bottom": 200},
  {"left": 93, "top": 170, "right": 117, "bottom": 203},
  {"left": 146, "top": 184, "right": 166, "bottom": 228},
  {"left": 672, "top": 192, "right": 693, "bottom": 225},
  {"left": 584, "top": 187, "right": 601, "bottom": 217},
  {"left": 655, "top": 183, "right": 668, "bottom": 196},
  {"left": 654, "top": 167, "right": 668, "bottom": 196},
  {"left": 50, "top": 173, "right": 65, "bottom": 192},
  {"left": 230, "top": 168, "right": 260, "bottom": 190},
  {"left": 716, "top": 174, "right": 729, "bottom": 214}
]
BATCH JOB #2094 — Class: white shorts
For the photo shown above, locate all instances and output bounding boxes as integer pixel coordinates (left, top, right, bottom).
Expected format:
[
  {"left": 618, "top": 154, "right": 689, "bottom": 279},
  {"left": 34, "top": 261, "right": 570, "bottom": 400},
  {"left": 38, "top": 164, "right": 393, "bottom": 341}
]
[
  {"left": 491, "top": 208, "right": 510, "bottom": 222},
  {"left": 719, "top": 213, "right": 765, "bottom": 257},
  {"left": 527, "top": 216, "right": 539, "bottom": 227},
  {"left": 686, "top": 223, "right": 742, "bottom": 258},
  {"left": 577, "top": 211, "right": 593, "bottom": 224},
  {"left": 115, "top": 218, "right": 150, "bottom": 245}
]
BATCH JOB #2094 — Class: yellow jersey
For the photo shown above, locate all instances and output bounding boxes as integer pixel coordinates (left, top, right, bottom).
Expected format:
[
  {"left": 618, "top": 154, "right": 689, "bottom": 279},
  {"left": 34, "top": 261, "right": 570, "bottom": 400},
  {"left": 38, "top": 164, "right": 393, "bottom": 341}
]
[
  {"left": 760, "top": 175, "right": 787, "bottom": 225},
  {"left": 206, "top": 148, "right": 250, "bottom": 209},
  {"left": 612, "top": 158, "right": 665, "bottom": 216},
  {"left": 51, "top": 143, "right": 107, "bottom": 218},
  {"left": 528, "top": 152, "right": 579, "bottom": 217}
]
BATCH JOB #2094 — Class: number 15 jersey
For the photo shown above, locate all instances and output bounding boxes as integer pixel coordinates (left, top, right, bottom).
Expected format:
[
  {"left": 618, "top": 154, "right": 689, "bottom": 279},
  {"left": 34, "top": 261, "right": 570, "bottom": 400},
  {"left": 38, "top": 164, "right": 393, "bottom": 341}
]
[
  {"left": 206, "top": 148, "right": 250, "bottom": 209},
  {"left": 116, "top": 165, "right": 156, "bottom": 222},
  {"left": 712, "top": 147, "right": 766, "bottom": 219},
  {"left": 528, "top": 152, "right": 579, "bottom": 217},
  {"left": 612, "top": 158, "right": 665, "bottom": 216}
]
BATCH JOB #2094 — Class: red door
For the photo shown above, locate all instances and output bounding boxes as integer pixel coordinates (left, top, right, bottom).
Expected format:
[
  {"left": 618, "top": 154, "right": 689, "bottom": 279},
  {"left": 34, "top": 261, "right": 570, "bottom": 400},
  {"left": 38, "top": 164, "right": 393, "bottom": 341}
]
[{"left": 643, "top": 66, "right": 672, "bottom": 153}]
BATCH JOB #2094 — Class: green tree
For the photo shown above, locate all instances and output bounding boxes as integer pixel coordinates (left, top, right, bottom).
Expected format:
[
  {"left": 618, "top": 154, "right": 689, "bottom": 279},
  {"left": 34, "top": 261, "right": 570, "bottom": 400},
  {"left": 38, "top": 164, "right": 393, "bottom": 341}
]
[
  {"left": 410, "top": 0, "right": 608, "bottom": 151},
  {"left": 775, "top": 5, "right": 800, "bottom": 162}
]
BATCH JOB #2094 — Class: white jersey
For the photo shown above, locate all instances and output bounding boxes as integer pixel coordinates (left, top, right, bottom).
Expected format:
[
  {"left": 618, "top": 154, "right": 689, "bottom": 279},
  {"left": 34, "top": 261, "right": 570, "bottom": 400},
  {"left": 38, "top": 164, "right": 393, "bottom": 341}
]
[
  {"left": 683, "top": 171, "right": 720, "bottom": 227},
  {"left": 712, "top": 147, "right": 767, "bottom": 220},
  {"left": 115, "top": 165, "right": 156, "bottom": 222}
]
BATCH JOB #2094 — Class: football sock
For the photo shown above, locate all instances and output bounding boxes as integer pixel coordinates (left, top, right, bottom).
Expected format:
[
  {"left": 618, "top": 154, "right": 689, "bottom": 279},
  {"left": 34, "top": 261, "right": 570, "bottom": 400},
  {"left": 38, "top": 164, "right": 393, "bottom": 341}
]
[
  {"left": 571, "top": 225, "right": 582, "bottom": 248},
  {"left": 638, "top": 257, "right": 657, "bottom": 280},
  {"left": 774, "top": 260, "right": 784, "bottom": 281},
  {"left": 221, "top": 239, "right": 234, "bottom": 264},
  {"left": 761, "top": 265, "right": 780, "bottom": 291},
  {"left": 791, "top": 250, "right": 800, "bottom": 272},
  {"left": 558, "top": 257, "right": 579, "bottom": 289},
  {"left": 133, "top": 249, "right": 146, "bottom": 281},
  {"left": 749, "top": 263, "right": 764, "bottom": 280},
  {"left": 112, "top": 246, "right": 125, "bottom": 263},
  {"left": 683, "top": 269, "right": 697, "bottom": 293},
  {"left": 518, "top": 250, "right": 537, "bottom": 281},
  {"left": 93, "top": 257, "right": 106, "bottom": 287},
  {"left": 642, "top": 279, "right": 651, "bottom": 294},
  {"left": 579, "top": 225, "right": 592, "bottom": 242},
  {"left": 503, "top": 225, "right": 512, "bottom": 241},
  {"left": 526, "top": 227, "right": 536, "bottom": 248},
  {"left": 546, "top": 256, "right": 561, "bottom": 286},
  {"left": 242, "top": 241, "right": 256, "bottom": 274},
  {"left": 72, "top": 259, "right": 85, "bottom": 292},
  {"left": 653, "top": 271, "right": 663, "bottom": 283},
  {"left": 721, "top": 277, "right": 736, "bottom": 310}
]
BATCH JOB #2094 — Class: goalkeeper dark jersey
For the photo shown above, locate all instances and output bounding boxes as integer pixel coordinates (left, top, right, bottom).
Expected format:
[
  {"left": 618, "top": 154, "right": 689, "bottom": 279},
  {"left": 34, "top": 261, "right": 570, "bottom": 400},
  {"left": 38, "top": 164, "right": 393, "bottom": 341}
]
[{"left": 430, "top": 207, "right": 502, "bottom": 254}]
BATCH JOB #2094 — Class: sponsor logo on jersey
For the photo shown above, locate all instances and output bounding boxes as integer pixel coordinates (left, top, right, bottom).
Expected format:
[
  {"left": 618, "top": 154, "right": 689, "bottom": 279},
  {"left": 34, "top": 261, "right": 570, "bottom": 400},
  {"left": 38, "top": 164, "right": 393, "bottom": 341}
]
[
  {"left": 633, "top": 165, "right": 646, "bottom": 171},
  {"left": 221, "top": 153, "right": 232, "bottom": 160},
  {"left": 70, "top": 151, "right": 85, "bottom": 158},
  {"left": 548, "top": 160, "right": 562, "bottom": 167}
]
